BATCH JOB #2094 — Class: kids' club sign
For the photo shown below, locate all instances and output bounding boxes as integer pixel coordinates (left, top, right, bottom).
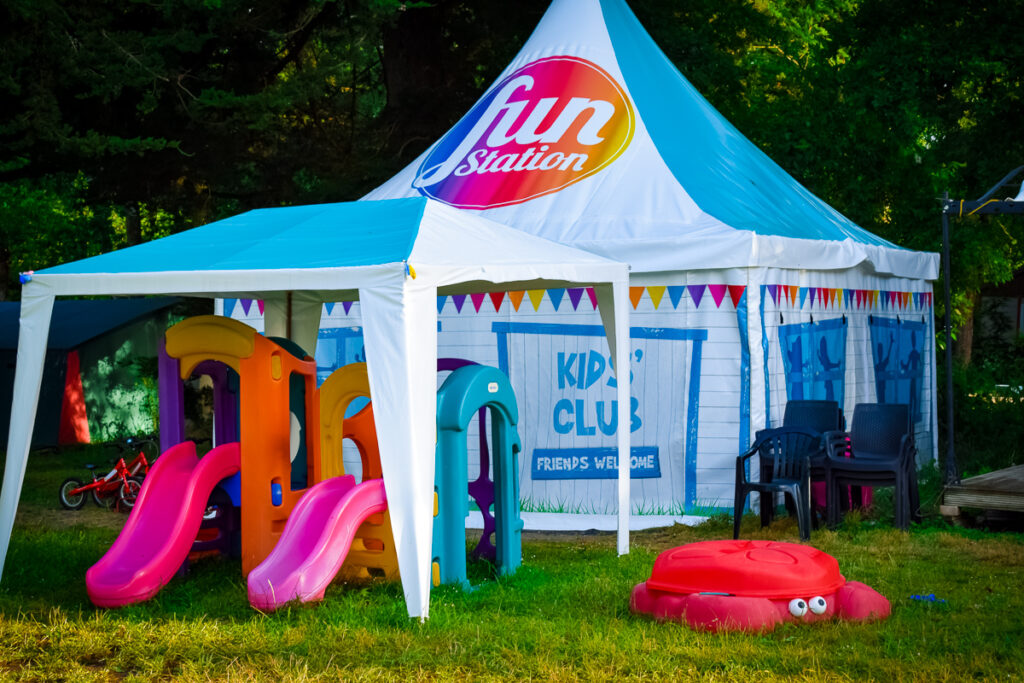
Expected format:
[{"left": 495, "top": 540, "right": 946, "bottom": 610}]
[{"left": 413, "top": 56, "right": 635, "bottom": 209}]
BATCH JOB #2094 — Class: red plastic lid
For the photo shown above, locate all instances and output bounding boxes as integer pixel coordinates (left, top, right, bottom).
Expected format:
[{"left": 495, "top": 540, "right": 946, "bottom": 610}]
[{"left": 646, "top": 540, "right": 846, "bottom": 599}]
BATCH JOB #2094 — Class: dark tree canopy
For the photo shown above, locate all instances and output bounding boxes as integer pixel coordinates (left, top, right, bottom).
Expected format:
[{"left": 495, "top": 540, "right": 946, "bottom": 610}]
[{"left": 2, "top": 0, "right": 1023, "bottom": 364}]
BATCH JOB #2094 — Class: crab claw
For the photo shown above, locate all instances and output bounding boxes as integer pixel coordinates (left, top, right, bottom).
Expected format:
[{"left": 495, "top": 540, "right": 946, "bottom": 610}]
[
  {"left": 631, "top": 583, "right": 784, "bottom": 632},
  {"left": 835, "top": 581, "right": 891, "bottom": 622}
]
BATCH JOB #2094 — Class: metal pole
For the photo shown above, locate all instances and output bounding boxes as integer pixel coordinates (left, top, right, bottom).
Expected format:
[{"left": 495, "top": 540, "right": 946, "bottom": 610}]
[{"left": 941, "top": 193, "right": 958, "bottom": 485}]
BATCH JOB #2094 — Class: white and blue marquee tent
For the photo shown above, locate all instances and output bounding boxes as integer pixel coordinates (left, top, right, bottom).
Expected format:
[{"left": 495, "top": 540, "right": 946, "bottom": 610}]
[
  {"left": 0, "top": 197, "right": 632, "bottom": 619},
  {"left": 359, "top": 0, "right": 940, "bottom": 518}
]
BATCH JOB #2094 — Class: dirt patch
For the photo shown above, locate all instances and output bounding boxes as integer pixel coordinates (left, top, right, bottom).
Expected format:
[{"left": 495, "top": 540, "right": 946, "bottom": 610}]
[{"left": 16, "top": 503, "right": 129, "bottom": 532}]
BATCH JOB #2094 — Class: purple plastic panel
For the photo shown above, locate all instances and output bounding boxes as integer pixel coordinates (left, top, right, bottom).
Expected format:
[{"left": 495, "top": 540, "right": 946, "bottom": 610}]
[
  {"left": 157, "top": 338, "right": 186, "bottom": 453},
  {"left": 194, "top": 361, "right": 239, "bottom": 447}
]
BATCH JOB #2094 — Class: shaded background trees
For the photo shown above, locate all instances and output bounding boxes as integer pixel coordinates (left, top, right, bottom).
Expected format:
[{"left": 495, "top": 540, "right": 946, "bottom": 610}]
[{"left": 3, "top": 0, "right": 1023, "bottom": 363}]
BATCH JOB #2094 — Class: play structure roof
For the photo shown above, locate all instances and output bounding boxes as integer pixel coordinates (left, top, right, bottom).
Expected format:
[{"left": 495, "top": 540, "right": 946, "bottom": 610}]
[
  {"left": 366, "top": 0, "right": 939, "bottom": 281},
  {"left": 0, "top": 298, "right": 178, "bottom": 351},
  {"left": 1, "top": 196, "right": 632, "bottom": 620}
]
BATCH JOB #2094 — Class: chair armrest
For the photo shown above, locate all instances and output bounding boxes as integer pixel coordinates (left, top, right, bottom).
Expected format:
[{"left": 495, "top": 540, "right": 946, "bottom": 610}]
[{"left": 823, "top": 430, "right": 850, "bottom": 460}]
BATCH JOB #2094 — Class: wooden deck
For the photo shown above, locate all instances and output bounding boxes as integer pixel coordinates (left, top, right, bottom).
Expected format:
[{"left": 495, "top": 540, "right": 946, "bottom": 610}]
[{"left": 943, "top": 464, "right": 1024, "bottom": 512}]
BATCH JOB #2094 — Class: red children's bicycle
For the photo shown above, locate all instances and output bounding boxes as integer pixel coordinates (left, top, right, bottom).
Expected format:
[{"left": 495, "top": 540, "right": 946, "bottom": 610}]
[{"left": 58, "top": 437, "right": 154, "bottom": 511}]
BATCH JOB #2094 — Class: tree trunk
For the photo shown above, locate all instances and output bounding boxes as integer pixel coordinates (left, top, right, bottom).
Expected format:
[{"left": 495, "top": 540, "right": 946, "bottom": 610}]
[
  {"left": 125, "top": 201, "right": 142, "bottom": 246},
  {"left": 954, "top": 290, "right": 980, "bottom": 367}
]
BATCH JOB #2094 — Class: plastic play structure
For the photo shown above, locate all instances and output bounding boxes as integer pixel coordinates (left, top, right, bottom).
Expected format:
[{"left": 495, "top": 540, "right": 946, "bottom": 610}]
[
  {"left": 432, "top": 363, "right": 523, "bottom": 587},
  {"left": 87, "top": 315, "right": 523, "bottom": 610},
  {"left": 247, "top": 362, "right": 399, "bottom": 610},
  {"left": 630, "top": 540, "right": 891, "bottom": 632},
  {"left": 87, "top": 316, "right": 399, "bottom": 608}
]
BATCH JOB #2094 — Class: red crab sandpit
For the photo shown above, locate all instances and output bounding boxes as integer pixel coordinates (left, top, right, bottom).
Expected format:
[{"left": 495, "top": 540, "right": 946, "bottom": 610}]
[{"left": 630, "top": 540, "right": 891, "bottom": 632}]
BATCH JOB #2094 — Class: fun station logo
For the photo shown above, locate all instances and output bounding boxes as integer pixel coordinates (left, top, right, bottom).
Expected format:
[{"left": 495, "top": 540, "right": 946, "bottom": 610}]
[{"left": 412, "top": 56, "right": 636, "bottom": 209}]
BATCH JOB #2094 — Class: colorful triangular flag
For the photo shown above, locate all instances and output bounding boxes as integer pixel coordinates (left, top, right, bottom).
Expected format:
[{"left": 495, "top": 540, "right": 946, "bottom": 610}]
[
  {"left": 648, "top": 285, "right": 667, "bottom": 309},
  {"left": 567, "top": 288, "right": 585, "bottom": 311},
  {"left": 548, "top": 288, "right": 566, "bottom": 311},
  {"left": 527, "top": 289, "right": 546, "bottom": 311},
  {"left": 508, "top": 290, "right": 525, "bottom": 311},
  {"left": 629, "top": 286, "right": 645, "bottom": 309},
  {"left": 489, "top": 292, "right": 505, "bottom": 312},
  {"left": 688, "top": 284, "right": 706, "bottom": 309},
  {"left": 709, "top": 284, "right": 727, "bottom": 308},
  {"left": 668, "top": 285, "right": 685, "bottom": 309}
]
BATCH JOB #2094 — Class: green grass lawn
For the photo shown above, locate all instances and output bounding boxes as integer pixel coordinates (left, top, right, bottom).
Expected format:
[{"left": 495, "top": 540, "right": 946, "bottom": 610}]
[{"left": 1, "top": 448, "right": 1023, "bottom": 681}]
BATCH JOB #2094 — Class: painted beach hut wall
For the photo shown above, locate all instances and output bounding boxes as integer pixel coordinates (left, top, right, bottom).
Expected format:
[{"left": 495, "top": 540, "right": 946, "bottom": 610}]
[{"left": 236, "top": 0, "right": 938, "bottom": 521}]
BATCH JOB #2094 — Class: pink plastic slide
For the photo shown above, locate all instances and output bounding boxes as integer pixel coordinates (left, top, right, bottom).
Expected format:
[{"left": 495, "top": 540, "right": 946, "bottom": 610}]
[
  {"left": 247, "top": 475, "right": 387, "bottom": 611},
  {"left": 86, "top": 441, "right": 241, "bottom": 608}
]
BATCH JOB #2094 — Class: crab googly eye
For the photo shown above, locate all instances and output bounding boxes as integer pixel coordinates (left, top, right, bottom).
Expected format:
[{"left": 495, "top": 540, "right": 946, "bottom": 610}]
[
  {"left": 808, "top": 596, "right": 827, "bottom": 615},
  {"left": 788, "top": 598, "right": 808, "bottom": 618}
]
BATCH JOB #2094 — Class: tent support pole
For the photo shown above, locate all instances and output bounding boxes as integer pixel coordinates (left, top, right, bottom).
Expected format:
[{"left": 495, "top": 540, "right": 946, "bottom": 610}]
[
  {"left": 0, "top": 289, "right": 56, "bottom": 582},
  {"left": 940, "top": 194, "right": 958, "bottom": 485}
]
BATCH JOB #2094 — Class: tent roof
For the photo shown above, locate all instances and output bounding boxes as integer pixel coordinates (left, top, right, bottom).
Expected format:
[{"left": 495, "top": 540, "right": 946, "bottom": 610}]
[
  {"left": 41, "top": 200, "right": 427, "bottom": 276},
  {"left": 0, "top": 297, "right": 178, "bottom": 351},
  {"left": 365, "top": 0, "right": 938, "bottom": 281},
  {"left": 35, "top": 197, "right": 623, "bottom": 298}
]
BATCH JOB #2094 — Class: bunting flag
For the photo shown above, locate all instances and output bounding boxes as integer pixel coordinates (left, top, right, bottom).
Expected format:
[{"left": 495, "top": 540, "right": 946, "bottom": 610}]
[
  {"left": 239, "top": 298, "right": 253, "bottom": 315},
  {"left": 548, "top": 288, "right": 566, "bottom": 311},
  {"left": 668, "top": 285, "right": 685, "bottom": 309},
  {"left": 351, "top": 285, "right": 933, "bottom": 317},
  {"left": 629, "top": 286, "right": 645, "bottom": 309},
  {"left": 647, "top": 285, "right": 667, "bottom": 309},
  {"left": 708, "top": 284, "right": 727, "bottom": 308},
  {"left": 688, "top": 284, "right": 706, "bottom": 309},
  {"left": 256, "top": 300, "right": 265, "bottom": 315},
  {"left": 324, "top": 302, "right": 335, "bottom": 316},
  {"left": 222, "top": 298, "right": 237, "bottom": 316},
  {"left": 728, "top": 285, "right": 746, "bottom": 308},
  {"left": 567, "top": 287, "right": 585, "bottom": 311}
]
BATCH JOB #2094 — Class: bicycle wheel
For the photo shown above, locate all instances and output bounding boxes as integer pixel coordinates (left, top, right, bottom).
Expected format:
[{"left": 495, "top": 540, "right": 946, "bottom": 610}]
[
  {"left": 92, "top": 484, "right": 117, "bottom": 509},
  {"left": 118, "top": 476, "right": 145, "bottom": 510},
  {"left": 59, "top": 478, "right": 87, "bottom": 510}
]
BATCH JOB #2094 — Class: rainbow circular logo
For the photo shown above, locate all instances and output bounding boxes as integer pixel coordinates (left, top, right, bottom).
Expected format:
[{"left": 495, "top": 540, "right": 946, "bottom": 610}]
[{"left": 413, "top": 56, "right": 635, "bottom": 209}]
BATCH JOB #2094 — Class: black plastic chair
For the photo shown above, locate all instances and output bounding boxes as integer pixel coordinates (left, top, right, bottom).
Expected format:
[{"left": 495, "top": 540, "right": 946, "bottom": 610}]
[
  {"left": 734, "top": 427, "right": 820, "bottom": 542},
  {"left": 824, "top": 403, "right": 919, "bottom": 530},
  {"left": 754, "top": 400, "right": 844, "bottom": 524}
]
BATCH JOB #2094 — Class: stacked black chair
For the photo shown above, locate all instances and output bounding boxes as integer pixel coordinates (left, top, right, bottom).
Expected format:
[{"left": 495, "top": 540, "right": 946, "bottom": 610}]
[
  {"left": 753, "top": 400, "right": 844, "bottom": 525},
  {"left": 824, "top": 403, "right": 919, "bottom": 530},
  {"left": 734, "top": 427, "right": 821, "bottom": 542}
]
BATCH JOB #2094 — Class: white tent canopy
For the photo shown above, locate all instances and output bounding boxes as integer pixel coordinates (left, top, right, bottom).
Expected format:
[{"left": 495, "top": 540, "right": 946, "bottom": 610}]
[
  {"left": 361, "top": 0, "right": 941, "bottom": 512},
  {"left": 366, "top": 0, "right": 937, "bottom": 282},
  {"left": 0, "top": 197, "right": 631, "bottom": 619}
]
